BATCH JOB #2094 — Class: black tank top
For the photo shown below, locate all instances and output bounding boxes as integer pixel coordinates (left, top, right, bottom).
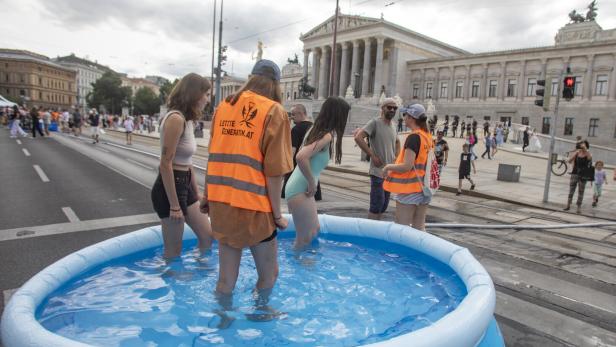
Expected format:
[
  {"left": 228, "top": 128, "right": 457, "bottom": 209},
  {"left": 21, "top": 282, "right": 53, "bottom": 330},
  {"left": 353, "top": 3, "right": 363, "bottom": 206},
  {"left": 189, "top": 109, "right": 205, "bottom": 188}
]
[{"left": 573, "top": 155, "right": 590, "bottom": 174}]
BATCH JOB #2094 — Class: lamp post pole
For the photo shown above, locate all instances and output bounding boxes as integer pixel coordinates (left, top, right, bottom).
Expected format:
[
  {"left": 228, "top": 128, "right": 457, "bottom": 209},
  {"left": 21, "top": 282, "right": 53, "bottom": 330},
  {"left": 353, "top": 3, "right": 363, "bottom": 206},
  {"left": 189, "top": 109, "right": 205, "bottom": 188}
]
[{"left": 328, "top": 0, "right": 340, "bottom": 97}]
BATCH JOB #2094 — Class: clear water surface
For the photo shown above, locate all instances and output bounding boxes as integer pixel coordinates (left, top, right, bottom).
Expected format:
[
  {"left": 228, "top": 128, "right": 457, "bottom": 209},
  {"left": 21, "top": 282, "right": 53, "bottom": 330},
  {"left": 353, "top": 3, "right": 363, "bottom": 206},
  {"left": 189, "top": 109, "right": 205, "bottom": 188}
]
[{"left": 37, "top": 234, "right": 467, "bottom": 346}]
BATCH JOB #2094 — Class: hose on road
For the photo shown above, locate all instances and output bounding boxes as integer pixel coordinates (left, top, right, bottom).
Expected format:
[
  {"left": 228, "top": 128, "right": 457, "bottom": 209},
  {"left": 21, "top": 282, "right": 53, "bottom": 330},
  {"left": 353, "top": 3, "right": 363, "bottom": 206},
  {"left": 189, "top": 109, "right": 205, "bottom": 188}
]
[{"left": 426, "top": 222, "right": 616, "bottom": 230}]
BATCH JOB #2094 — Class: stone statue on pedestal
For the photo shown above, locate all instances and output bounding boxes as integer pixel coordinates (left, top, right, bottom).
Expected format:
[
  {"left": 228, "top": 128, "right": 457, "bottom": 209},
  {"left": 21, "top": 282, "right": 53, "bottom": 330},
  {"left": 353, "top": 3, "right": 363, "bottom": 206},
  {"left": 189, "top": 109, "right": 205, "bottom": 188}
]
[
  {"left": 345, "top": 85, "right": 354, "bottom": 99},
  {"left": 298, "top": 76, "right": 315, "bottom": 99}
]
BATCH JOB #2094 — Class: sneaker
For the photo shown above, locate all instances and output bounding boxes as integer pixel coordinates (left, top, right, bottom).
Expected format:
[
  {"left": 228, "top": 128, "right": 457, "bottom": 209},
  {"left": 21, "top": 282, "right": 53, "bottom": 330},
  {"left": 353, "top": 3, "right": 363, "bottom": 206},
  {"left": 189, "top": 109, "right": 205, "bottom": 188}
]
[
  {"left": 576, "top": 206, "right": 582, "bottom": 214},
  {"left": 456, "top": 191, "right": 462, "bottom": 196},
  {"left": 470, "top": 184, "right": 475, "bottom": 190},
  {"left": 563, "top": 206, "right": 570, "bottom": 211}
]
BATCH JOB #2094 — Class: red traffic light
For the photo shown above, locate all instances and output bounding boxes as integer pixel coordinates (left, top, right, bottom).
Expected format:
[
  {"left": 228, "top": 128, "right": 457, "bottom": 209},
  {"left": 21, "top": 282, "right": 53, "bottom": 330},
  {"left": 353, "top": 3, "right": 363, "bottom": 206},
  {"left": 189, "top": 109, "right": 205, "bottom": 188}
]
[{"left": 564, "top": 77, "right": 575, "bottom": 88}]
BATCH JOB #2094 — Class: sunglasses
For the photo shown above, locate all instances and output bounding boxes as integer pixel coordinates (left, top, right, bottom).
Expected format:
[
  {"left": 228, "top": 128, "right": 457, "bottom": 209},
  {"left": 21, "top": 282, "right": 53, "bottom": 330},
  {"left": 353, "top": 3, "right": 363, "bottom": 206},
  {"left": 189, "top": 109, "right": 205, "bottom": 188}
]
[{"left": 385, "top": 106, "right": 398, "bottom": 111}]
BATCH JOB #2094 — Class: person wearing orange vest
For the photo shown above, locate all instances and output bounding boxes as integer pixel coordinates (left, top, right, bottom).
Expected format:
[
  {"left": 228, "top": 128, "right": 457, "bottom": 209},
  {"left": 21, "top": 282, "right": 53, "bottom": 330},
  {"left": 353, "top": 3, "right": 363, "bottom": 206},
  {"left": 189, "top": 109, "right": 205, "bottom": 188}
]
[
  {"left": 202, "top": 60, "right": 293, "bottom": 297},
  {"left": 383, "top": 104, "right": 432, "bottom": 231}
]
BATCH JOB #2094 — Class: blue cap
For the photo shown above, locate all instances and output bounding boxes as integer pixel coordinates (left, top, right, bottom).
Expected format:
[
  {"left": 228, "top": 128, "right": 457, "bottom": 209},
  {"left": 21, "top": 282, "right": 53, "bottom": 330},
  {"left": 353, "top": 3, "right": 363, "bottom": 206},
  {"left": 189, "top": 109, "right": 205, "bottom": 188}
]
[
  {"left": 251, "top": 59, "right": 281, "bottom": 81},
  {"left": 399, "top": 103, "right": 426, "bottom": 119}
]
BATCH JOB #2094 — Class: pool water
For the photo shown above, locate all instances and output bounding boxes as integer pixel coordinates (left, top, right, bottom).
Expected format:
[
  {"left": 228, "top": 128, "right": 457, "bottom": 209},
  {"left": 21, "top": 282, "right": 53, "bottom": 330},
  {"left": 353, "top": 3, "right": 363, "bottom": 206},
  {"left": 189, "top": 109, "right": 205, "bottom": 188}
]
[{"left": 37, "top": 234, "right": 467, "bottom": 347}]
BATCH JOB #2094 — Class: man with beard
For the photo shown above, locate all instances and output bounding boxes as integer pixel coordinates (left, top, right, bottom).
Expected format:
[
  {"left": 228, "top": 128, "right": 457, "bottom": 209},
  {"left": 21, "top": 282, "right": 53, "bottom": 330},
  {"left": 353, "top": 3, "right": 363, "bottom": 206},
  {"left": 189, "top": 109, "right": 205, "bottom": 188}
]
[{"left": 355, "top": 98, "right": 400, "bottom": 220}]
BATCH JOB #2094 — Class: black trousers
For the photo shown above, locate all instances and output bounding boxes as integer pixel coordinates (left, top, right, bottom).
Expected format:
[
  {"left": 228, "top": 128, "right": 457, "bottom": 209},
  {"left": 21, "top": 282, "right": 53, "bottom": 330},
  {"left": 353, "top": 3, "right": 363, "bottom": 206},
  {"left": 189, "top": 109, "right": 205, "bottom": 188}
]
[{"left": 32, "top": 122, "right": 44, "bottom": 137}]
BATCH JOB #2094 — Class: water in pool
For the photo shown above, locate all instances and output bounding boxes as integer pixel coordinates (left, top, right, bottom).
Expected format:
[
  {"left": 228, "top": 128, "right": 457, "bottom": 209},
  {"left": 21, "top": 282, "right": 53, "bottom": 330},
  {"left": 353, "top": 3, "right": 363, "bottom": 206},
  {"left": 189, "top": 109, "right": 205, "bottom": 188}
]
[{"left": 37, "top": 234, "right": 466, "bottom": 346}]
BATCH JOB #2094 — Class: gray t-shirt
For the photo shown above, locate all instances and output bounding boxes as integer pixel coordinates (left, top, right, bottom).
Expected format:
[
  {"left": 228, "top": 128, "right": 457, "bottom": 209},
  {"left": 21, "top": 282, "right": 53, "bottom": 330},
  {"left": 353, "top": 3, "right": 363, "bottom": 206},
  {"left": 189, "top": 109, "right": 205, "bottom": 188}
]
[{"left": 362, "top": 116, "right": 397, "bottom": 178}]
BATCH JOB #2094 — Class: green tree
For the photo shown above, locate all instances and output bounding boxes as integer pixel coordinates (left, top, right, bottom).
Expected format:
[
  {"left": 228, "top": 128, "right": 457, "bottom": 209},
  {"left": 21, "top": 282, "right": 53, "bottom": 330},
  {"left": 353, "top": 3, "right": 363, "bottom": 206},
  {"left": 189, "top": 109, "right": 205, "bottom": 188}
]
[
  {"left": 87, "top": 72, "right": 131, "bottom": 114},
  {"left": 133, "top": 87, "right": 161, "bottom": 115},
  {"left": 159, "top": 78, "right": 179, "bottom": 104}
]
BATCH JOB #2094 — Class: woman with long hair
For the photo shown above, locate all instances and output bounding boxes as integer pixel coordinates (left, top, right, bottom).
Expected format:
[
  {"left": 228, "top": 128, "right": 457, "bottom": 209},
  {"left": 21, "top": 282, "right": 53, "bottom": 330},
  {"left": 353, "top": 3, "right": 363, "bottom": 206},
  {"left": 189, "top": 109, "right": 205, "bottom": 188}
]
[
  {"left": 150, "top": 73, "right": 213, "bottom": 259},
  {"left": 383, "top": 104, "right": 432, "bottom": 230},
  {"left": 285, "top": 96, "right": 350, "bottom": 249},
  {"left": 203, "top": 60, "right": 293, "bottom": 298}
]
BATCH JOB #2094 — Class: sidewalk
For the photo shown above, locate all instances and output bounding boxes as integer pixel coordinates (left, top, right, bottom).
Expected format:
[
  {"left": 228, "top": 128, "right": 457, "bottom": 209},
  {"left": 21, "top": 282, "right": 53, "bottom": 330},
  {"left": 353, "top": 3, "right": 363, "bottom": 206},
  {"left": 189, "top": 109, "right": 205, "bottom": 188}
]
[{"left": 107, "top": 126, "right": 616, "bottom": 220}]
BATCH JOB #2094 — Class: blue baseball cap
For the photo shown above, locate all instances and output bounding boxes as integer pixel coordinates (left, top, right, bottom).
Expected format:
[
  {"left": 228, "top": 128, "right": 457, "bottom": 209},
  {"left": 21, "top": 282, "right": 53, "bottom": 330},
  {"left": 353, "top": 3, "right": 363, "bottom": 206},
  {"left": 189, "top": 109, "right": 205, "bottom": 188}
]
[
  {"left": 399, "top": 103, "right": 426, "bottom": 119},
  {"left": 251, "top": 59, "right": 281, "bottom": 81}
]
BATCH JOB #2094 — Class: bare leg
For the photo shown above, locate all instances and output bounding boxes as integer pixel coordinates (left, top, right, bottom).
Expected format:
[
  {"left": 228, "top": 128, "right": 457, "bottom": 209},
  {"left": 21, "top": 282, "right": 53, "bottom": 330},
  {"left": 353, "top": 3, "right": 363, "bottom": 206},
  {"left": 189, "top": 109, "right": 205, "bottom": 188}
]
[
  {"left": 394, "top": 201, "right": 416, "bottom": 226},
  {"left": 458, "top": 179, "right": 463, "bottom": 193},
  {"left": 161, "top": 217, "right": 185, "bottom": 259},
  {"left": 184, "top": 201, "right": 213, "bottom": 252},
  {"left": 250, "top": 237, "right": 279, "bottom": 291},
  {"left": 412, "top": 204, "right": 428, "bottom": 231},
  {"left": 216, "top": 243, "right": 242, "bottom": 294},
  {"left": 288, "top": 194, "right": 319, "bottom": 249}
]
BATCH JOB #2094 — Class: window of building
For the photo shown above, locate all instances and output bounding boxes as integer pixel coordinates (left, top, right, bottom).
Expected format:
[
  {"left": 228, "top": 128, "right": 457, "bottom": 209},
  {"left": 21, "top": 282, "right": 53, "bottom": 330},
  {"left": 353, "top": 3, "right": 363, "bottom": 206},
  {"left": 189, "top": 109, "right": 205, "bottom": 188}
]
[
  {"left": 39, "top": 91, "right": 43, "bottom": 100},
  {"left": 595, "top": 75, "right": 608, "bottom": 95},
  {"left": 575, "top": 77, "right": 583, "bottom": 96},
  {"left": 20, "top": 89, "right": 26, "bottom": 96},
  {"left": 564, "top": 118, "right": 574, "bottom": 135},
  {"left": 455, "top": 81, "right": 463, "bottom": 98},
  {"left": 426, "top": 82, "right": 433, "bottom": 98},
  {"left": 551, "top": 78, "right": 559, "bottom": 96},
  {"left": 507, "top": 79, "right": 517, "bottom": 97},
  {"left": 20, "top": 74, "right": 25, "bottom": 83},
  {"left": 412, "top": 84, "right": 419, "bottom": 98},
  {"left": 471, "top": 81, "right": 479, "bottom": 98},
  {"left": 521, "top": 117, "right": 529, "bottom": 125},
  {"left": 5, "top": 73, "right": 8, "bottom": 82},
  {"left": 588, "top": 118, "right": 599, "bottom": 137},
  {"left": 440, "top": 82, "right": 448, "bottom": 98},
  {"left": 488, "top": 80, "right": 497, "bottom": 97},
  {"left": 39, "top": 77, "right": 43, "bottom": 85},
  {"left": 542, "top": 117, "right": 550, "bottom": 135},
  {"left": 527, "top": 78, "right": 537, "bottom": 96}
]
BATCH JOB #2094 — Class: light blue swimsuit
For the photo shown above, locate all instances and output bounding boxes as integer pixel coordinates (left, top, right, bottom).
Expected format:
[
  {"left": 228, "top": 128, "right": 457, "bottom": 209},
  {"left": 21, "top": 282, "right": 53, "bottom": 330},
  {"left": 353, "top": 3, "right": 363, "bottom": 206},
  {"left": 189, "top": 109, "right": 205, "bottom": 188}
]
[{"left": 285, "top": 143, "right": 330, "bottom": 200}]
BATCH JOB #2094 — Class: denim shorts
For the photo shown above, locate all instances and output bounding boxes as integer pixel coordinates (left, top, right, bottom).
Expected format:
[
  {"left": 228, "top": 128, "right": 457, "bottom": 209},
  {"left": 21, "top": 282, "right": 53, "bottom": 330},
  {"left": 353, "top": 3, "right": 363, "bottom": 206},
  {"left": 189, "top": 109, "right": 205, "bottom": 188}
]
[
  {"left": 151, "top": 170, "right": 198, "bottom": 219},
  {"left": 369, "top": 175, "right": 390, "bottom": 214}
]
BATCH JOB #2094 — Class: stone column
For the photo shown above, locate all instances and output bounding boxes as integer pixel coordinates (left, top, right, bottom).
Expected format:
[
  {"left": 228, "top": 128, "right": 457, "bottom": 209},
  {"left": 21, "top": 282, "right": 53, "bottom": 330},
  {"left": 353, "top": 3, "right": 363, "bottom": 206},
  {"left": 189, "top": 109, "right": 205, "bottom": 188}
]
[
  {"left": 361, "top": 38, "right": 372, "bottom": 97},
  {"left": 303, "top": 49, "right": 310, "bottom": 79},
  {"left": 609, "top": 53, "right": 616, "bottom": 101},
  {"left": 339, "top": 43, "right": 350, "bottom": 96},
  {"left": 373, "top": 36, "right": 385, "bottom": 97},
  {"left": 312, "top": 49, "right": 320, "bottom": 96},
  {"left": 464, "top": 65, "right": 471, "bottom": 101},
  {"left": 517, "top": 60, "right": 526, "bottom": 102},
  {"left": 419, "top": 68, "right": 425, "bottom": 100},
  {"left": 433, "top": 68, "right": 440, "bottom": 101},
  {"left": 481, "top": 64, "right": 488, "bottom": 101},
  {"left": 388, "top": 43, "right": 399, "bottom": 96},
  {"left": 583, "top": 54, "right": 595, "bottom": 101},
  {"left": 350, "top": 40, "right": 361, "bottom": 97},
  {"left": 498, "top": 62, "right": 506, "bottom": 100},
  {"left": 319, "top": 47, "right": 329, "bottom": 99},
  {"left": 323, "top": 47, "right": 332, "bottom": 98},
  {"left": 448, "top": 66, "right": 455, "bottom": 101}
]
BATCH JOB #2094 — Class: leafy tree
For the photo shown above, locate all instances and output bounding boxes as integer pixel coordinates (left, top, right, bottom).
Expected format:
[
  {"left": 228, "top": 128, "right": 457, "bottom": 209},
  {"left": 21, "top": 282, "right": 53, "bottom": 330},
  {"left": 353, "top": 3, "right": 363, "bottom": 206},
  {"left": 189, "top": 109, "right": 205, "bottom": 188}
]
[
  {"left": 133, "top": 87, "right": 161, "bottom": 115},
  {"left": 87, "top": 72, "right": 131, "bottom": 114},
  {"left": 159, "top": 78, "right": 179, "bottom": 104}
]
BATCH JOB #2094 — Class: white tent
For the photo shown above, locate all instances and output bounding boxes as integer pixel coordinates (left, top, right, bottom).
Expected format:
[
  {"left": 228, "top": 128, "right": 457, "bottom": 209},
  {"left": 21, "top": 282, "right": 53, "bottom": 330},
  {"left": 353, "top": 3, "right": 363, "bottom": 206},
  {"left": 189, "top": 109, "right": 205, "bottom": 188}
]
[{"left": 0, "top": 94, "right": 16, "bottom": 107}]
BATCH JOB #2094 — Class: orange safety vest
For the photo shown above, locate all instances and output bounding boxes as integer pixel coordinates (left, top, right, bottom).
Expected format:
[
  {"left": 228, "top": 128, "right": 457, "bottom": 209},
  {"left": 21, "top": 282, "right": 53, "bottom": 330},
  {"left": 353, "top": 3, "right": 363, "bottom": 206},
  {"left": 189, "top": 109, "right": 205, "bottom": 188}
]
[
  {"left": 207, "top": 91, "right": 277, "bottom": 212},
  {"left": 383, "top": 129, "right": 432, "bottom": 194}
]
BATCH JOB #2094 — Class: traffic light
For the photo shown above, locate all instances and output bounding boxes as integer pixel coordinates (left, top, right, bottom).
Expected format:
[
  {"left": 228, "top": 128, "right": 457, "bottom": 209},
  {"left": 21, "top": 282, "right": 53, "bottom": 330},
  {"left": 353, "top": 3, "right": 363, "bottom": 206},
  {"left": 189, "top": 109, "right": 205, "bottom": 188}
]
[
  {"left": 563, "top": 76, "right": 575, "bottom": 100},
  {"left": 535, "top": 79, "right": 551, "bottom": 111}
]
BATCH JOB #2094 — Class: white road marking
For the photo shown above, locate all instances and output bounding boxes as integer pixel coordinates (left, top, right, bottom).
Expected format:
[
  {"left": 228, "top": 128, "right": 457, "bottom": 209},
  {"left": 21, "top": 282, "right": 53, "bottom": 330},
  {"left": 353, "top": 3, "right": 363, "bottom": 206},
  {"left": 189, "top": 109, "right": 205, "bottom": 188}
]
[
  {"left": 33, "top": 165, "right": 50, "bottom": 182},
  {"left": 4, "top": 288, "right": 18, "bottom": 306},
  {"left": 16, "top": 139, "right": 22, "bottom": 145},
  {"left": 22, "top": 148, "right": 31, "bottom": 156},
  {"left": 61, "top": 207, "right": 80, "bottom": 223},
  {"left": 97, "top": 147, "right": 110, "bottom": 153},
  {"left": 127, "top": 158, "right": 155, "bottom": 170},
  {"left": 0, "top": 213, "right": 160, "bottom": 242}
]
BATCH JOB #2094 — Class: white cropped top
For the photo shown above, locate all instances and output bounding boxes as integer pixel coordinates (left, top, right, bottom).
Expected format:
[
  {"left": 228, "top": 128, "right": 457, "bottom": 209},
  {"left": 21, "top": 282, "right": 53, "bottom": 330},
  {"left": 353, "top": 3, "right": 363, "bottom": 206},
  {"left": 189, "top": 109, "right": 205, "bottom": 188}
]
[{"left": 159, "top": 111, "right": 197, "bottom": 166}]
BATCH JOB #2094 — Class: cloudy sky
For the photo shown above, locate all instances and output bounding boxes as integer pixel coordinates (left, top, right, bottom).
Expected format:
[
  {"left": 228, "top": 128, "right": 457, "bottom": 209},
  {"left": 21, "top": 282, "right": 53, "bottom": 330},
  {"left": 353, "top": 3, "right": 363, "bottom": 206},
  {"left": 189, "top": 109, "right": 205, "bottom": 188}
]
[{"left": 1, "top": 0, "right": 615, "bottom": 80}]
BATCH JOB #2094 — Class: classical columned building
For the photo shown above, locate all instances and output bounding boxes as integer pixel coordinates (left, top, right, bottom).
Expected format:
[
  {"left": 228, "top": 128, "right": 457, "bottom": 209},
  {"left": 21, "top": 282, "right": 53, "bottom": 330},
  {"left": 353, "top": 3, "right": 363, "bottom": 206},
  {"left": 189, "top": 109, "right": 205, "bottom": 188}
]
[
  {"left": 218, "top": 75, "right": 246, "bottom": 101},
  {"left": 407, "top": 21, "right": 616, "bottom": 146},
  {"left": 300, "top": 14, "right": 466, "bottom": 100}
]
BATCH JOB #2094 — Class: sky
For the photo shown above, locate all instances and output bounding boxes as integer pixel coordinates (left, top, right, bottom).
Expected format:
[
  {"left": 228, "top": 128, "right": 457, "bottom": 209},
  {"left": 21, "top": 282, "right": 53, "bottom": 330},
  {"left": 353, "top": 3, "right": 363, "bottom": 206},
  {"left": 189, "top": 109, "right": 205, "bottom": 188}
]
[{"left": 1, "top": 0, "right": 615, "bottom": 81}]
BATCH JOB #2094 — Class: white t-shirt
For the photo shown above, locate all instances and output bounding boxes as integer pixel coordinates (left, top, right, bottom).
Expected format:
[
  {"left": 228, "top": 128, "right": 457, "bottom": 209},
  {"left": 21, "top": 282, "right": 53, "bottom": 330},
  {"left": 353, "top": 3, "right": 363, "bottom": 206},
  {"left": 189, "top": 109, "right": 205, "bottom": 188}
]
[
  {"left": 124, "top": 119, "right": 134, "bottom": 132},
  {"left": 62, "top": 112, "right": 70, "bottom": 122}
]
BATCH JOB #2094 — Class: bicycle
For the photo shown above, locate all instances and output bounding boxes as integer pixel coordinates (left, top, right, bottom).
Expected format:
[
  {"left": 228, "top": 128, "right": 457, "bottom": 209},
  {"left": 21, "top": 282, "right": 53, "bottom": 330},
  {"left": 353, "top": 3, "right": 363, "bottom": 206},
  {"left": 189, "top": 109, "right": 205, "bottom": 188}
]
[{"left": 551, "top": 152, "right": 569, "bottom": 176}]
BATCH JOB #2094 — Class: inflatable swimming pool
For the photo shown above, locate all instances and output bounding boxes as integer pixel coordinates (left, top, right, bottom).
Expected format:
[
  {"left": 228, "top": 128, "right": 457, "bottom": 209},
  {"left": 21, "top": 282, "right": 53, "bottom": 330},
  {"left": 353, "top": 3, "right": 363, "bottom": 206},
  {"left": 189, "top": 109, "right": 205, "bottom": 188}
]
[{"left": 1, "top": 215, "right": 504, "bottom": 346}]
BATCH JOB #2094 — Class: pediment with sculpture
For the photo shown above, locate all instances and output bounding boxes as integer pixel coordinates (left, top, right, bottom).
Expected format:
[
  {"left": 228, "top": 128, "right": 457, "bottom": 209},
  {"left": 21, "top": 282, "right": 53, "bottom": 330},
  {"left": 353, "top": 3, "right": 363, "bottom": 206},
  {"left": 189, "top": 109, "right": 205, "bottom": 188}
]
[{"left": 301, "top": 15, "right": 381, "bottom": 40}]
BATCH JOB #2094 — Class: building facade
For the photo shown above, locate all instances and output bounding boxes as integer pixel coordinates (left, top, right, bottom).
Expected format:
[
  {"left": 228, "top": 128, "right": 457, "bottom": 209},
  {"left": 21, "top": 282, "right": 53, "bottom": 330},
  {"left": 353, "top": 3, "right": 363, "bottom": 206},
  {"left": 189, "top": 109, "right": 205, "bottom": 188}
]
[
  {"left": 120, "top": 75, "right": 160, "bottom": 96},
  {"left": 54, "top": 54, "right": 109, "bottom": 112},
  {"left": 218, "top": 75, "right": 246, "bottom": 101},
  {"left": 0, "top": 49, "right": 77, "bottom": 110},
  {"left": 281, "top": 62, "right": 305, "bottom": 101},
  {"left": 407, "top": 21, "right": 616, "bottom": 146}
]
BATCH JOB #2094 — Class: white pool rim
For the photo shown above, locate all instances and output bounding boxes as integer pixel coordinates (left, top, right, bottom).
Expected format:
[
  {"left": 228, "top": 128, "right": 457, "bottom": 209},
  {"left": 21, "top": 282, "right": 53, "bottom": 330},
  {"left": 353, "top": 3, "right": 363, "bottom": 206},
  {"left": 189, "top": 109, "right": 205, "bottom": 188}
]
[{"left": 1, "top": 214, "right": 496, "bottom": 347}]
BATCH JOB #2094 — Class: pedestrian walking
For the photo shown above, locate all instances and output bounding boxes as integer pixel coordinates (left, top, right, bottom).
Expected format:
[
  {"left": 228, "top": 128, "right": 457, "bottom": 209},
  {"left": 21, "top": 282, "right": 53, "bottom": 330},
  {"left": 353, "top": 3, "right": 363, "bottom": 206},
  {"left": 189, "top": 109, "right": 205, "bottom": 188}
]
[
  {"left": 286, "top": 97, "right": 349, "bottom": 248},
  {"left": 30, "top": 107, "right": 44, "bottom": 138},
  {"left": 397, "top": 116, "right": 404, "bottom": 132},
  {"left": 522, "top": 127, "right": 530, "bottom": 152},
  {"left": 491, "top": 133, "right": 498, "bottom": 157},
  {"left": 483, "top": 120, "right": 490, "bottom": 137},
  {"left": 481, "top": 132, "right": 492, "bottom": 159},
  {"left": 9, "top": 111, "right": 28, "bottom": 138},
  {"left": 443, "top": 119, "right": 449, "bottom": 137},
  {"left": 592, "top": 161, "right": 607, "bottom": 207},
  {"left": 204, "top": 60, "right": 292, "bottom": 300},
  {"left": 452, "top": 117, "right": 458, "bottom": 138},
  {"left": 383, "top": 103, "right": 432, "bottom": 231},
  {"left": 434, "top": 130, "right": 449, "bottom": 174},
  {"left": 467, "top": 132, "right": 478, "bottom": 160},
  {"left": 495, "top": 124, "right": 504, "bottom": 146},
  {"left": 151, "top": 73, "right": 213, "bottom": 260},
  {"left": 355, "top": 98, "right": 400, "bottom": 220},
  {"left": 564, "top": 143, "right": 592, "bottom": 213},
  {"left": 457, "top": 143, "right": 476, "bottom": 195},
  {"left": 89, "top": 109, "right": 101, "bottom": 144},
  {"left": 123, "top": 116, "right": 134, "bottom": 145},
  {"left": 43, "top": 110, "right": 51, "bottom": 135},
  {"left": 72, "top": 109, "right": 82, "bottom": 137},
  {"left": 459, "top": 121, "right": 466, "bottom": 138}
]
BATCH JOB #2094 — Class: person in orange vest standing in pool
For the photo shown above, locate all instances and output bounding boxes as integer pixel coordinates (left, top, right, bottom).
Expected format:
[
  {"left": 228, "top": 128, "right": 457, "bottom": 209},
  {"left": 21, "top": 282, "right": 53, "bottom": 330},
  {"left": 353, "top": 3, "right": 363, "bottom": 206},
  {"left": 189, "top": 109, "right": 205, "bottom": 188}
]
[
  {"left": 202, "top": 60, "right": 293, "bottom": 300},
  {"left": 383, "top": 104, "right": 433, "bottom": 231}
]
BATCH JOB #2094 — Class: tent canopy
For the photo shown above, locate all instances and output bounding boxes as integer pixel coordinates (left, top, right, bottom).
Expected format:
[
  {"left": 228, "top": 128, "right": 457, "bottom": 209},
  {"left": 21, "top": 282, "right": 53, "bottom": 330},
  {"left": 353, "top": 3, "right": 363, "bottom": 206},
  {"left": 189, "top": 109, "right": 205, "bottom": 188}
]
[{"left": 0, "top": 94, "right": 17, "bottom": 107}]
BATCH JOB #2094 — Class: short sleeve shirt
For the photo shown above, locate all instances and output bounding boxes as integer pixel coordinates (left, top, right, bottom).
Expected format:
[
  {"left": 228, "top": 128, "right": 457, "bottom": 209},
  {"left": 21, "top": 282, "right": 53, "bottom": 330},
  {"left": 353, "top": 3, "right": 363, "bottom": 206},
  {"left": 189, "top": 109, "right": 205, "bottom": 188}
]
[
  {"left": 434, "top": 139, "right": 449, "bottom": 164},
  {"left": 362, "top": 116, "right": 397, "bottom": 178}
]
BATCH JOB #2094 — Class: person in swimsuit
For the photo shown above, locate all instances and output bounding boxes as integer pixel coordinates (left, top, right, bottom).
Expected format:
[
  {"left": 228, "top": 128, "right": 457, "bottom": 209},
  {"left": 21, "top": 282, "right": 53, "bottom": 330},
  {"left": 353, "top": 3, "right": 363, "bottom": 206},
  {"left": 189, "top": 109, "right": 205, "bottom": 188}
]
[{"left": 285, "top": 97, "right": 350, "bottom": 249}]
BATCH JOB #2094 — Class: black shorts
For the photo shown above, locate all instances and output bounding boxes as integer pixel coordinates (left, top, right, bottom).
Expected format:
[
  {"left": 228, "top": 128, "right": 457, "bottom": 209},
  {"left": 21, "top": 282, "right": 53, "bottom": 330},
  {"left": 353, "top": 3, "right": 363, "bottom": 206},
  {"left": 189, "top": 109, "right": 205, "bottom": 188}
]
[
  {"left": 151, "top": 170, "right": 198, "bottom": 219},
  {"left": 459, "top": 172, "right": 471, "bottom": 180}
]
